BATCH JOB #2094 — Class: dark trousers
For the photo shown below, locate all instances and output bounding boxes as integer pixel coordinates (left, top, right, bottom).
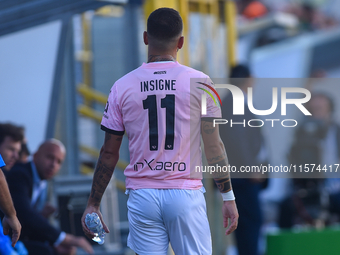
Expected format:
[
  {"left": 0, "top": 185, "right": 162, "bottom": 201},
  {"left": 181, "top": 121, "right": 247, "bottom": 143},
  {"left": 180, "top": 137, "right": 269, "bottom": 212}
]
[
  {"left": 22, "top": 240, "right": 56, "bottom": 255},
  {"left": 233, "top": 179, "right": 262, "bottom": 255},
  {"left": 279, "top": 191, "right": 340, "bottom": 229}
]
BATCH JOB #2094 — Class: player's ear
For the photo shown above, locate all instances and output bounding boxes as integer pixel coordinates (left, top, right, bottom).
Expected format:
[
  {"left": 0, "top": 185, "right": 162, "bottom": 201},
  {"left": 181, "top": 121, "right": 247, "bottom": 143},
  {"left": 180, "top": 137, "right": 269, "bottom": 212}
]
[
  {"left": 177, "top": 36, "right": 184, "bottom": 50},
  {"left": 143, "top": 31, "right": 148, "bottom": 46}
]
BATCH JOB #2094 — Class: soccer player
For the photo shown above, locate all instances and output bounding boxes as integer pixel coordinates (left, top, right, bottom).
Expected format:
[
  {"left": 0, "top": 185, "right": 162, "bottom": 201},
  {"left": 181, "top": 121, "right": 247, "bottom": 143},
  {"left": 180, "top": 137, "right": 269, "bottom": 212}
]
[{"left": 82, "top": 7, "right": 238, "bottom": 255}]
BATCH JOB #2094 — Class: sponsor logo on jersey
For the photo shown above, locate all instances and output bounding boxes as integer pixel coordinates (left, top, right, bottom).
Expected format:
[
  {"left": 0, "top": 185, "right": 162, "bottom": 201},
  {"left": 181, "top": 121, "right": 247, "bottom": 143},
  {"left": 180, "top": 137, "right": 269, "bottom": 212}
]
[
  {"left": 154, "top": 71, "right": 167, "bottom": 75},
  {"left": 133, "top": 159, "right": 186, "bottom": 171},
  {"left": 103, "top": 101, "right": 109, "bottom": 119},
  {"left": 104, "top": 101, "right": 109, "bottom": 113}
]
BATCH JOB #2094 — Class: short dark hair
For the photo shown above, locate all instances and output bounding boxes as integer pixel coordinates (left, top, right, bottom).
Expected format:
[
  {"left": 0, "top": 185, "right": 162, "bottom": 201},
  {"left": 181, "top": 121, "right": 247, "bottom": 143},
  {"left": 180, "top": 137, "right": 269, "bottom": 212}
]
[
  {"left": 0, "top": 123, "right": 24, "bottom": 145},
  {"left": 229, "top": 64, "right": 251, "bottom": 87},
  {"left": 19, "top": 142, "right": 30, "bottom": 158},
  {"left": 147, "top": 8, "right": 183, "bottom": 42}
]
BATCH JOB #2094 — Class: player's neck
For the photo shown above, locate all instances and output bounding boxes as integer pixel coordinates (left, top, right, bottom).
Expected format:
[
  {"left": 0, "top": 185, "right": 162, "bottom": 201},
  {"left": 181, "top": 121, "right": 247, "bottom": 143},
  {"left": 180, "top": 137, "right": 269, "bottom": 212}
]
[{"left": 147, "top": 52, "right": 176, "bottom": 63}]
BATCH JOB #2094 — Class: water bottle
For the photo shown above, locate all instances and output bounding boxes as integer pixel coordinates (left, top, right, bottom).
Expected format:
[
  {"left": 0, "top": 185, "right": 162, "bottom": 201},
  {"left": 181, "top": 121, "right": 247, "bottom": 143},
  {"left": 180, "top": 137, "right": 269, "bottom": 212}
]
[{"left": 85, "top": 213, "right": 105, "bottom": 245}]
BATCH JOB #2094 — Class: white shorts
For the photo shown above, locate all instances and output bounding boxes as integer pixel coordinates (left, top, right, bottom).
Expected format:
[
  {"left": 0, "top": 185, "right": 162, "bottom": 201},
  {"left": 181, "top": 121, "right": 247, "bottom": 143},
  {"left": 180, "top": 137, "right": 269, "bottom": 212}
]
[{"left": 126, "top": 188, "right": 212, "bottom": 255}]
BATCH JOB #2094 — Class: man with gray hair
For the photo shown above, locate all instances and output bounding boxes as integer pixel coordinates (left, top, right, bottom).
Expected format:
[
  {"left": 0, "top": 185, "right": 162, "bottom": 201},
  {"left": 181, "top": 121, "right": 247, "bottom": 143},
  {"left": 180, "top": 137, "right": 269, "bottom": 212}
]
[{"left": 6, "top": 139, "right": 94, "bottom": 255}]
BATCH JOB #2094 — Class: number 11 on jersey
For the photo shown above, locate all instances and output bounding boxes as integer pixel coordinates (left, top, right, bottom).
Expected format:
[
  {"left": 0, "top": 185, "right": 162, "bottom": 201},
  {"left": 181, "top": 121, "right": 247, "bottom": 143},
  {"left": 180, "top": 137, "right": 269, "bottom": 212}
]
[{"left": 143, "top": 94, "right": 175, "bottom": 151}]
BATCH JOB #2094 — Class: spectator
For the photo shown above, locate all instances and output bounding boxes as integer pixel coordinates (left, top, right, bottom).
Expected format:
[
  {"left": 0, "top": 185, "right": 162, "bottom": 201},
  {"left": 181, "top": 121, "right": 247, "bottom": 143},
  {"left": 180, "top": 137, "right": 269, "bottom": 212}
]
[
  {"left": 243, "top": 1, "right": 268, "bottom": 20},
  {"left": 6, "top": 139, "right": 93, "bottom": 255},
  {"left": 219, "top": 64, "right": 267, "bottom": 255},
  {"left": 0, "top": 123, "right": 24, "bottom": 172},
  {"left": 283, "top": 3, "right": 338, "bottom": 31},
  {"left": 236, "top": 0, "right": 268, "bottom": 18},
  {"left": 280, "top": 92, "right": 340, "bottom": 228},
  {"left": 18, "top": 139, "right": 30, "bottom": 164},
  {"left": 0, "top": 123, "right": 27, "bottom": 255}
]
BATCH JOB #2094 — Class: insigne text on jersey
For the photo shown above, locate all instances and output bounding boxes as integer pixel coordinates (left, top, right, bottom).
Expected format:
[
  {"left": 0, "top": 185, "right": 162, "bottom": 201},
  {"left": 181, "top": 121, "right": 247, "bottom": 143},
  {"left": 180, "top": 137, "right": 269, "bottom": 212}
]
[
  {"left": 140, "top": 79, "right": 176, "bottom": 92},
  {"left": 133, "top": 159, "right": 186, "bottom": 171}
]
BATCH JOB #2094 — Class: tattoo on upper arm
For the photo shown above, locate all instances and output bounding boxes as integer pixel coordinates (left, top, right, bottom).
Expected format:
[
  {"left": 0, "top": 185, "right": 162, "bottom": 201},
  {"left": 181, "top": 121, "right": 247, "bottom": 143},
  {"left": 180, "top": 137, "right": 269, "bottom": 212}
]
[
  {"left": 105, "top": 133, "right": 112, "bottom": 142},
  {"left": 202, "top": 121, "right": 216, "bottom": 134},
  {"left": 116, "top": 136, "right": 123, "bottom": 141}
]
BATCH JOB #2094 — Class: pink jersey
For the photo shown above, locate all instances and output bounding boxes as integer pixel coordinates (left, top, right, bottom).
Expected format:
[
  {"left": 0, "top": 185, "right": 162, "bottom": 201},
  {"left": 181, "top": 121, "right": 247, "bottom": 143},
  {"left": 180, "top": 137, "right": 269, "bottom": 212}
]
[{"left": 101, "top": 61, "right": 221, "bottom": 189}]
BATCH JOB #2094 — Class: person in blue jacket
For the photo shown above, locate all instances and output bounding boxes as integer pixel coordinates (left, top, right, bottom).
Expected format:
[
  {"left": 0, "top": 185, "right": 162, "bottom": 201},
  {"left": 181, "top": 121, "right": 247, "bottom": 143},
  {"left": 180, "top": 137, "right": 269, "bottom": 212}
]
[{"left": 0, "top": 154, "right": 23, "bottom": 255}]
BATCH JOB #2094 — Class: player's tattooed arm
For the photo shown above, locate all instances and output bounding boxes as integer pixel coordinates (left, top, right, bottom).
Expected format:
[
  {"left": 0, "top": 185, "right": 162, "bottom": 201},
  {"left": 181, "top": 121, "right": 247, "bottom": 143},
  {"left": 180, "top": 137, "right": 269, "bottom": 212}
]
[
  {"left": 87, "top": 132, "right": 123, "bottom": 208},
  {"left": 201, "top": 120, "right": 232, "bottom": 193},
  {"left": 209, "top": 154, "right": 232, "bottom": 193}
]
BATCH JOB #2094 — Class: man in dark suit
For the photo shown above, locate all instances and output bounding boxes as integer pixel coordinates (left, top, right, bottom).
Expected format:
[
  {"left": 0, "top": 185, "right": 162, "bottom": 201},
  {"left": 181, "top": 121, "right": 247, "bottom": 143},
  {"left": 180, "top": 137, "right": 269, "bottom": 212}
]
[
  {"left": 219, "top": 65, "right": 265, "bottom": 255},
  {"left": 279, "top": 92, "right": 340, "bottom": 228},
  {"left": 6, "top": 139, "right": 93, "bottom": 255}
]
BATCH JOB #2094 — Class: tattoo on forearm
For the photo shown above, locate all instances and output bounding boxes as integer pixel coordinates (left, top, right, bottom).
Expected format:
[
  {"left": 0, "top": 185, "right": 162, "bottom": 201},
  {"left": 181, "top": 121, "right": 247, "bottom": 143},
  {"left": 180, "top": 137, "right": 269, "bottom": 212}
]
[
  {"left": 202, "top": 121, "right": 216, "bottom": 134},
  {"left": 214, "top": 178, "right": 232, "bottom": 193},
  {"left": 207, "top": 151, "right": 227, "bottom": 164},
  {"left": 90, "top": 156, "right": 114, "bottom": 206},
  {"left": 209, "top": 154, "right": 232, "bottom": 193},
  {"left": 207, "top": 155, "right": 224, "bottom": 163}
]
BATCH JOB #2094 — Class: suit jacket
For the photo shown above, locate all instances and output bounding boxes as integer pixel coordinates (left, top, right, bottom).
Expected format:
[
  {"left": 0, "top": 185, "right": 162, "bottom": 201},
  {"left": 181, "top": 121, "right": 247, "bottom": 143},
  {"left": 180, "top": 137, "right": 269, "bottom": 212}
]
[
  {"left": 6, "top": 162, "right": 61, "bottom": 245},
  {"left": 337, "top": 124, "right": 340, "bottom": 158}
]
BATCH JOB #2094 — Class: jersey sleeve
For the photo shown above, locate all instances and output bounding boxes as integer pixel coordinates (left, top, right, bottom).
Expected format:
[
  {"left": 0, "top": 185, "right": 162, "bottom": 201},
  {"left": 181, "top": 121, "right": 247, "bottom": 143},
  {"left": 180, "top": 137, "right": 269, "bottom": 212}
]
[
  {"left": 101, "top": 84, "right": 125, "bottom": 135},
  {"left": 202, "top": 77, "right": 222, "bottom": 119}
]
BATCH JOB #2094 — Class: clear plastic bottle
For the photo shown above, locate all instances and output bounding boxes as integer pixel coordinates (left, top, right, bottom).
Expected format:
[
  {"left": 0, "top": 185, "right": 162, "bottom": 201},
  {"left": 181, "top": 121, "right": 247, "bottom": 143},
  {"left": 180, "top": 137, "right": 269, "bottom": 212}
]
[{"left": 85, "top": 213, "right": 105, "bottom": 245}]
